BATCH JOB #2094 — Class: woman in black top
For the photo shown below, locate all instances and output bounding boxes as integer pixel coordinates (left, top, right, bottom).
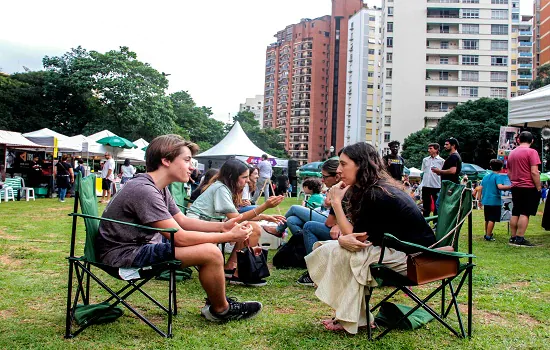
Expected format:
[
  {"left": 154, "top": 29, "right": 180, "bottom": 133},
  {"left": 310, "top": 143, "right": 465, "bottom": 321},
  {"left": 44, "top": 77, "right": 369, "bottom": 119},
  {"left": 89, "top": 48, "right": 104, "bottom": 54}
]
[
  {"left": 305, "top": 142, "right": 436, "bottom": 334},
  {"left": 55, "top": 154, "right": 74, "bottom": 202}
]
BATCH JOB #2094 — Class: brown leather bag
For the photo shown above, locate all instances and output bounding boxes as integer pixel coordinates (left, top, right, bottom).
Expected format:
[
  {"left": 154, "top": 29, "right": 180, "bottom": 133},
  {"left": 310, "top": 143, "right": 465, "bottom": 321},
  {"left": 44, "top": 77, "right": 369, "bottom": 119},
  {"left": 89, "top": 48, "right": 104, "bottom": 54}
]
[{"left": 407, "top": 246, "right": 458, "bottom": 285}]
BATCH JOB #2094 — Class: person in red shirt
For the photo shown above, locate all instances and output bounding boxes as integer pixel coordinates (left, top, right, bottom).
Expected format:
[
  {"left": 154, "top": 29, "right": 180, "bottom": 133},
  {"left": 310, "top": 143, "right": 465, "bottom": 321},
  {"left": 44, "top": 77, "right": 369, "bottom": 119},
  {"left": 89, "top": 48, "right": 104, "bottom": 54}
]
[{"left": 506, "top": 131, "right": 541, "bottom": 247}]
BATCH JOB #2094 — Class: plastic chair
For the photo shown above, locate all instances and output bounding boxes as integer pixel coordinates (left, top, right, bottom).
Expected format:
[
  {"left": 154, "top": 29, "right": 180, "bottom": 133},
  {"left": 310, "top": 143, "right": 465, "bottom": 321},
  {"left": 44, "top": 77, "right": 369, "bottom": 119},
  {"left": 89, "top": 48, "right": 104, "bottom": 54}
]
[
  {"left": 366, "top": 181, "right": 475, "bottom": 340},
  {"left": 20, "top": 178, "right": 35, "bottom": 201},
  {"left": 1, "top": 187, "right": 15, "bottom": 202}
]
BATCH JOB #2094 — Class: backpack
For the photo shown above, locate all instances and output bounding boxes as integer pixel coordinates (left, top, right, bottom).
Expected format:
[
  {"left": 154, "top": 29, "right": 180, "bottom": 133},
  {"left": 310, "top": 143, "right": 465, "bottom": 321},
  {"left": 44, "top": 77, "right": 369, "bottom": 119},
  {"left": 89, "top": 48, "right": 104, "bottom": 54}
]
[{"left": 273, "top": 231, "right": 307, "bottom": 269}]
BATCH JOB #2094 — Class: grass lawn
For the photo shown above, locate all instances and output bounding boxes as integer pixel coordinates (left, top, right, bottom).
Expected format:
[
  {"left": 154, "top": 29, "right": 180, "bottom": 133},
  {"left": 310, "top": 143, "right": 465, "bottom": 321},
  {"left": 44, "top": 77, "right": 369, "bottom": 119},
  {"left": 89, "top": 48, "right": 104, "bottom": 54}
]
[{"left": 0, "top": 196, "right": 549, "bottom": 349}]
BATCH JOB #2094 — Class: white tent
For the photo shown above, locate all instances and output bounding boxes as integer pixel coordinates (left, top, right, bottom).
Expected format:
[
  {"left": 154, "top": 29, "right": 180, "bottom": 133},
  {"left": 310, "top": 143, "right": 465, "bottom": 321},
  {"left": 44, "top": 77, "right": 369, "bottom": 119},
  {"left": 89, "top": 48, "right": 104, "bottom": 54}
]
[
  {"left": 83, "top": 130, "right": 118, "bottom": 156},
  {"left": 194, "top": 122, "right": 288, "bottom": 168},
  {"left": 116, "top": 138, "right": 148, "bottom": 164},
  {"left": 22, "top": 128, "right": 82, "bottom": 152},
  {"left": 408, "top": 167, "right": 422, "bottom": 177},
  {"left": 508, "top": 84, "right": 550, "bottom": 128},
  {"left": 0, "top": 130, "right": 48, "bottom": 149}
]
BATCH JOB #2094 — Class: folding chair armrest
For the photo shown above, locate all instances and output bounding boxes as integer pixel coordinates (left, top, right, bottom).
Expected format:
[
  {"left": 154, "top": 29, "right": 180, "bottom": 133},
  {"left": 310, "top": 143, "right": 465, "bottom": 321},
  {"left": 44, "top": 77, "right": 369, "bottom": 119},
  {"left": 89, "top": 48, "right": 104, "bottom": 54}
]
[
  {"left": 382, "top": 233, "right": 476, "bottom": 258},
  {"left": 425, "top": 215, "right": 438, "bottom": 223},
  {"left": 68, "top": 213, "right": 178, "bottom": 233}
]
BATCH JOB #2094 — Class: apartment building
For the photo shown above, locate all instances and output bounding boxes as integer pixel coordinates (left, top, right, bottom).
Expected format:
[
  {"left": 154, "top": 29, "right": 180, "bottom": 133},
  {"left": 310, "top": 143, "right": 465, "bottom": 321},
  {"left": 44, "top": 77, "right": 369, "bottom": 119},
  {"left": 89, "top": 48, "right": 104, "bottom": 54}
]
[
  {"left": 239, "top": 95, "right": 264, "bottom": 126},
  {"left": 511, "top": 15, "right": 533, "bottom": 96},
  {"left": 534, "top": 0, "right": 550, "bottom": 75},
  {"left": 378, "top": 0, "right": 514, "bottom": 153},
  {"left": 344, "top": 7, "right": 383, "bottom": 146},
  {"left": 263, "top": 16, "right": 332, "bottom": 166}
]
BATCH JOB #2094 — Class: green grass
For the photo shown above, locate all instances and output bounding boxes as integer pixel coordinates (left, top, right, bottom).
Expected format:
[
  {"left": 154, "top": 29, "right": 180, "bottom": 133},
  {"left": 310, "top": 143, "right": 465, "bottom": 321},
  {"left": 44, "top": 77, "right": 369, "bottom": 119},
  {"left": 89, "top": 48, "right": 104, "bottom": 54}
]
[{"left": 0, "top": 197, "right": 549, "bottom": 349}]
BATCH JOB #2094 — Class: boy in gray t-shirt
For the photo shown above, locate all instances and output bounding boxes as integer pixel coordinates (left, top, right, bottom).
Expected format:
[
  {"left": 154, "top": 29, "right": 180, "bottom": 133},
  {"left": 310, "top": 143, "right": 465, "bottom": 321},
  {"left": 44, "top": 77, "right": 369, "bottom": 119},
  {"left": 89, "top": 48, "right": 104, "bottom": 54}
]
[{"left": 95, "top": 134, "right": 263, "bottom": 322}]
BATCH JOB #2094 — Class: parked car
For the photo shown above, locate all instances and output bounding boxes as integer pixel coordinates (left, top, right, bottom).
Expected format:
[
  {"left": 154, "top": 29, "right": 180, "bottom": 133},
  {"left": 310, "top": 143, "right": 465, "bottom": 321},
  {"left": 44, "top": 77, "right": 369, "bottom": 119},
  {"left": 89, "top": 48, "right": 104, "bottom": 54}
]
[
  {"left": 296, "top": 161, "right": 323, "bottom": 178},
  {"left": 460, "top": 163, "right": 490, "bottom": 181}
]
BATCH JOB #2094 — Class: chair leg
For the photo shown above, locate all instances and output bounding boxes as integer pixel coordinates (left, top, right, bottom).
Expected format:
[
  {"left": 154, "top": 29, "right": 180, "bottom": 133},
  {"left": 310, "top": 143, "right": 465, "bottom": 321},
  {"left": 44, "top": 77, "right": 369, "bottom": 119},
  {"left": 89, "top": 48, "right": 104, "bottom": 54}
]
[
  {"left": 65, "top": 260, "right": 76, "bottom": 338},
  {"left": 441, "top": 279, "right": 446, "bottom": 317},
  {"left": 366, "top": 287, "right": 373, "bottom": 340}
]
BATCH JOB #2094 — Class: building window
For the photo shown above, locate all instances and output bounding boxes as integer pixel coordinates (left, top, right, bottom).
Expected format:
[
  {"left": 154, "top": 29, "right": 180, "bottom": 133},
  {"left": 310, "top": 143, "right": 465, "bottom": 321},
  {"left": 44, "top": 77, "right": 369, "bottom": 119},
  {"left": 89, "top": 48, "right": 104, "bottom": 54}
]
[
  {"left": 463, "top": 0, "right": 479, "bottom": 3},
  {"left": 368, "top": 49, "right": 375, "bottom": 55},
  {"left": 490, "top": 87, "right": 507, "bottom": 98},
  {"left": 462, "top": 71, "right": 479, "bottom": 81},
  {"left": 463, "top": 40, "right": 479, "bottom": 50},
  {"left": 491, "top": 56, "right": 508, "bottom": 66},
  {"left": 368, "top": 72, "right": 374, "bottom": 77},
  {"left": 388, "top": 7, "right": 394, "bottom": 16},
  {"left": 387, "top": 22, "right": 393, "bottom": 32},
  {"left": 491, "top": 25, "right": 508, "bottom": 35},
  {"left": 511, "top": 81, "right": 516, "bottom": 86},
  {"left": 384, "top": 117, "right": 391, "bottom": 126},
  {"left": 387, "top": 37, "right": 393, "bottom": 47},
  {"left": 384, "top": 132, "right": 391, "bottom": 142},
  {"left": 462, "top": 9, "right": 479, "bottom": 19},
  {"left": 369, "top": 16, "right": 376, "bottom": 21},
  {"left": 386, "top": 68, "right": 393, "bottom": 79},
  {"left": 491, "top": 71, "right": 508, "bottom": 82},
  {"left": 492, "top": 0, "right": 508, "bottom": 4},
  {"left": 491, "top": 9, "right": 509, "bottom": 20},
  {"left": 440, "top": 41, "right": 449, "bottom": 49},
  {"left": 461, "top": 87, "right": 478, "bottom": 97},
  {"left": 511, "top": 59, "right": 517, "bottom": 65},
  {"left": 439, "top": 87, "right": 449, "bottom": 96},
  {"left": 462, "top": 55, "right": 479, "bottom": 65},
  {"left": 439, "top": 71, "right": 449, "bottom": 80},
  {"left": 387, "top": 52, "right": 393, "bottom": 63},
  {"left": 440, "top": 24, "right": 450, "bottom": 33},
  {"left": 440, "top": 57, "right": 449, "bottom": 64},
  {"left": 462, "top": 24, "right": 479, "bottom": 34},
  {"left": 491, "top": 40, "right": 508, "bottom": 51}
]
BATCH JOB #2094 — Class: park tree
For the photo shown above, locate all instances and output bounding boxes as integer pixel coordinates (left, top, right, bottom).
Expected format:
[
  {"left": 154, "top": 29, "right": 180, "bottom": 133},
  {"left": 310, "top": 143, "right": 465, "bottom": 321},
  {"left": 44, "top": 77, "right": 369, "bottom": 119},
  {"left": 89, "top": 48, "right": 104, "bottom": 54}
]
[
  {"left": 401, "top": 128, "right": 436, "bottom": 168},
  {"left": 432, "top": 98, "right": 508, "bottom": 168},
  {"left": 42, "top": 46, "right": 175, "bottom": 140},
  {"left": 170, "top": 90, "right": 226, "bottom": 150},
  {"left": 530, "top": 63, "right": 550, "bottom": 90}
]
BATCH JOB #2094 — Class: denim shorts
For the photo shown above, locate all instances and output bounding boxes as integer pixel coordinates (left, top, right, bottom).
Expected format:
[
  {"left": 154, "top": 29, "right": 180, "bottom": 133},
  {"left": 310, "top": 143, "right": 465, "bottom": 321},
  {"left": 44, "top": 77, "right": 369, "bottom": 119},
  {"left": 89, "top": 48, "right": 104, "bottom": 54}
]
[{"left": 131, "top": 243, "right": 173, "bottom": 267}]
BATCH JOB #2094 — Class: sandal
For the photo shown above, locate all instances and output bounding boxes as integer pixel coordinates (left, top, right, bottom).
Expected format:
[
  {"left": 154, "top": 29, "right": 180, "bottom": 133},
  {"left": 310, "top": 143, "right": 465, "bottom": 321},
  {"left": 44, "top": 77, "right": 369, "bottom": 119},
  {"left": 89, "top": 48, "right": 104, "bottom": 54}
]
[
  {"left": 261, "top": 225, "right": 283, "bottom": 238},
  {"left": 322, "top": 318, "right": 376, "bottom": 332}
]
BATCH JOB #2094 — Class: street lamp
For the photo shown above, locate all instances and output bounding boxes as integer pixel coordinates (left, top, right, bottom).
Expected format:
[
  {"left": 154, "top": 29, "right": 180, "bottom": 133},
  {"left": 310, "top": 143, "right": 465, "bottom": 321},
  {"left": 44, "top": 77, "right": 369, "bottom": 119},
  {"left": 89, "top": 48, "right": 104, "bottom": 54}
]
[{"left": 329, "top": 145, "right": 335, "bottom": 157}]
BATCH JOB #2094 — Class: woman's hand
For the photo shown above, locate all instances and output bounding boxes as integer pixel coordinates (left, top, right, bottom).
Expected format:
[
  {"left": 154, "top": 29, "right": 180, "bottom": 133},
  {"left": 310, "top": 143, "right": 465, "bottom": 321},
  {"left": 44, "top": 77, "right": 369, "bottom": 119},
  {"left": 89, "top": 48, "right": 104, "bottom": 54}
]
[
  {"left": 338, "top": 232, "right": 371, "bottom": 252},
  {"left": 329, "top": 181, "right": 350, "bottom": 205},
  {"left": 228, "top": 222, "right": 253, "bottom": 243},
  {"left": 261, "top": 214, "right": 286, "bottom": 224},
  {"left": 329, "top": 224, "right": 341, "bottom": 240},
  {"left": 265, "top": 195, "right": 284, "bottom": 208}
]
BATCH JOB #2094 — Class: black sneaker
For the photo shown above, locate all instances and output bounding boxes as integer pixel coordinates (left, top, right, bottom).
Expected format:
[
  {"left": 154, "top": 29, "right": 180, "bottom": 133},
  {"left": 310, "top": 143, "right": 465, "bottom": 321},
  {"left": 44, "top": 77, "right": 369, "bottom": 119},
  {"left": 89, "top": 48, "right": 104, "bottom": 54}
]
[
  {"left": 228, "top": 275, "right": 267, "bottom": 287},
  {"left": 510, "top": 237, "right": 535, "bottom": 247},
  {"left": 509, "top": 236, "right": 517, "bottom": 244},
  {"left": 484, "top": 235, "right": 496, "bottom": 242},
  {"left": 201, "top": 297, "right": 262, "bottom": 322},
  {"left": 297, "top": 271, "right": 314, "bottom": 287}
]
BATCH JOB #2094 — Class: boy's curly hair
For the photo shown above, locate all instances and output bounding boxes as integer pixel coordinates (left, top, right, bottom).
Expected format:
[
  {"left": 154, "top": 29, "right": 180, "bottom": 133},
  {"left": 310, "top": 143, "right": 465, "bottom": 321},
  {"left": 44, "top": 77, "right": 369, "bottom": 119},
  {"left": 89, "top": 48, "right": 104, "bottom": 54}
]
[{"left": 302, "top": 178, "right": 322, "bottom": 194}]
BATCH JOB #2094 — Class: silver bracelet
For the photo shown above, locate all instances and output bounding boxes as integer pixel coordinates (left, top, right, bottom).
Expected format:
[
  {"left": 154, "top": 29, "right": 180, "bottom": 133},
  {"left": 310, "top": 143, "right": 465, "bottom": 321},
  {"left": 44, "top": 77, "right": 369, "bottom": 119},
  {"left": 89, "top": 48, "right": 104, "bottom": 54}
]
[{"left": 253, "top": 208, "right": 258, "bottom": 217}]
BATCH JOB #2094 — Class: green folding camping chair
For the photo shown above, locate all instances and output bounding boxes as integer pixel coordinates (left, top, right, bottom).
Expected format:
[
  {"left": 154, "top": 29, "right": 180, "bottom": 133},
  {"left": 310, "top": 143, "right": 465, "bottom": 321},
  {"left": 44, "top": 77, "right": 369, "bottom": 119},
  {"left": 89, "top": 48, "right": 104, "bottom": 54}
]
[
  {"left": 366, "top": 180, "right": 475, "bottom": 340},
  {"left": 65, "top": 174, "right": 180, "bottom": 338}
]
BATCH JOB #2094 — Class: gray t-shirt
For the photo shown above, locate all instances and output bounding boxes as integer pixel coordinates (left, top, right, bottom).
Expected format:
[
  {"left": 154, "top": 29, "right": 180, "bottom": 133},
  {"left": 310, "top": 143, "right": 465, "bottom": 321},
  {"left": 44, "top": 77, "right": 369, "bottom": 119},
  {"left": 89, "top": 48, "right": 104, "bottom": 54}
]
[
  {"left": 96, "top": 173, "right": 180, "bottom": 267},
  {"left": 187, "top": 181, "right": 238, "bottom": 219}
]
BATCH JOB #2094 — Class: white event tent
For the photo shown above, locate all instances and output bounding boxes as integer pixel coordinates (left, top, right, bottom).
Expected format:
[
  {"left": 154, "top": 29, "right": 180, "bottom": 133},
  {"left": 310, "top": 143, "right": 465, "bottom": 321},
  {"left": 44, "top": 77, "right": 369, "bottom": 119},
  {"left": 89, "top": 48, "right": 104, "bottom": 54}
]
[
  {"left": 116, "top": 138, "right": 148, "bottom": 164},
  {"left": 22, "top": 128, "right": 82, "bottom": 152},
  {"left": 194, "top": 122, "right": 288, "bottom": 169},
  {"left": 408, "top": 167, "right": 422, "bottom": 177},
  {"left": 83, "top": 130, "right": 118, "bottom": 156},
  {"left": 508, "top": 84, "right": 550, "bottom": 128},
  {"left": 0, "top": 130, "right": 48, "bottom": 149}
]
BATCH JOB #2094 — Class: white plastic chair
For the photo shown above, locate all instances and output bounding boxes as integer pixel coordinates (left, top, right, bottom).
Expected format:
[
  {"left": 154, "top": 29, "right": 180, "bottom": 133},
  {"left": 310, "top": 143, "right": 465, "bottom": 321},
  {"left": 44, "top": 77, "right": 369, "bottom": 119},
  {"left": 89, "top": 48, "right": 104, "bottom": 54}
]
[
  {"left": 20, "top": 178, "right": 35, "bottom": 201},
  {"left": 2, "top": 187, "right": 15, "bottom": 202}
]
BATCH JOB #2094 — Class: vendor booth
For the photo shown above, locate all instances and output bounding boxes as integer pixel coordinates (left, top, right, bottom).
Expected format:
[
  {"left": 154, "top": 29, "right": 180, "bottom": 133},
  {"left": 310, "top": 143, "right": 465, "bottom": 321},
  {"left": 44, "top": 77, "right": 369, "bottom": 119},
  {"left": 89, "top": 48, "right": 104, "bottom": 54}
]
[{"left": 508, "top": 84, "right": 550, "bottom": 128}]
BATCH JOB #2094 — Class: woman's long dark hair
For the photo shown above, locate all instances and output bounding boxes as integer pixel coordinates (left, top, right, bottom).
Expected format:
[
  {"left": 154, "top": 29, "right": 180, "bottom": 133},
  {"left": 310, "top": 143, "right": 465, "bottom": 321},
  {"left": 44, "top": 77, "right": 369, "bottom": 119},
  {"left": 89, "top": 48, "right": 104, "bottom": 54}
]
[
  {"left": 124, "top": 158, "right": 131, "bottom": 167},
  {"left": 339, "top": 142, "right": 400, "bottom": 224},
  {"left": 204, "top": 159, "right": 249, "bottom": 207},
  {"left": 248, "top": 166, "right": 259, "bottom": 193},
  {"left": 193, "top": 168, "right": 218, "bottom": 197}
]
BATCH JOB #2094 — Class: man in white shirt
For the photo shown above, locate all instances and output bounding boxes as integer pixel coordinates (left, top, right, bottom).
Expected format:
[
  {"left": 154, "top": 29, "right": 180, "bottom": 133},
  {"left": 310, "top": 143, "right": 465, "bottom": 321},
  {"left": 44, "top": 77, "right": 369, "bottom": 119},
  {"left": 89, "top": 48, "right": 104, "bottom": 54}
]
[
  {"left": 251, "top": 154, "right": 272, "bottom": 204},
  {"left": 101, "top": 152, "right": 116, "bottom": 203},
  {"left": 420, "top": 143, "right": 445, "bottom": 217}
]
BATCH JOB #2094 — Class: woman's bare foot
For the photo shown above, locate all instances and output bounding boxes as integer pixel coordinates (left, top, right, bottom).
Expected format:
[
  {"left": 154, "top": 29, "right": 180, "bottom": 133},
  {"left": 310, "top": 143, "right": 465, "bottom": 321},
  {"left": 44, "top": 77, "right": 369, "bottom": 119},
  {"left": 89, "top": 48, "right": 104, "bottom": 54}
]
[
  {"left": 261, "top": 225, "right": 283, "bottom": 238},
  {"left": 322, "top": 318, "right": 376, "bottom": 331}
]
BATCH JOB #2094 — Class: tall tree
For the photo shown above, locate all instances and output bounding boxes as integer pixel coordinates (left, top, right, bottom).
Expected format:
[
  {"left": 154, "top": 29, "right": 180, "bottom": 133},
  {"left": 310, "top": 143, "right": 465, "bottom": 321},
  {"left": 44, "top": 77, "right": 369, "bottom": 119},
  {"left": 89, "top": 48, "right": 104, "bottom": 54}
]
[
  {"left": 401, "top": 128, "right": 436, "bottom": 168},
  {"left": 530, "top": 63, "right": 550, "bottom": 90},
  {"left": 43, "top": 46, "right": 175, "bottom": 139}
]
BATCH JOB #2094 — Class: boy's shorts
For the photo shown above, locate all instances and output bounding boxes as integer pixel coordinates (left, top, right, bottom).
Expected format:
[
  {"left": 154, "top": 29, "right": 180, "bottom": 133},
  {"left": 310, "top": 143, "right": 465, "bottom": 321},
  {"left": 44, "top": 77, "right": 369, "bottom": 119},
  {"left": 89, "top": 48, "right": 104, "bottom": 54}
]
[
  {"left": 484, "top": 205, "right": 501, "bottom": 223},
  {"left": 131, "top": 243, "right": 173, "bottom": 267}
]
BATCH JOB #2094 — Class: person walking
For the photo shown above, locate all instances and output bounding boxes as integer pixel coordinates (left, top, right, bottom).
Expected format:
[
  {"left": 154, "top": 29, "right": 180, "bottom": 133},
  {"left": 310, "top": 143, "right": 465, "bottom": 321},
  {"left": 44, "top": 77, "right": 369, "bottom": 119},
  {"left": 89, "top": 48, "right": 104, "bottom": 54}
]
[
  {"left": 420, "top": 143, "right": 444, "bottom": 217},
  {"left": 100, "top": 152, "right": 116, "bottom": 203},
  {"left": 507, "top": 131, "right": 540, "bottom": 247},
  {"left": 251, "top": 154, "right": 272, "bottom": 204}
]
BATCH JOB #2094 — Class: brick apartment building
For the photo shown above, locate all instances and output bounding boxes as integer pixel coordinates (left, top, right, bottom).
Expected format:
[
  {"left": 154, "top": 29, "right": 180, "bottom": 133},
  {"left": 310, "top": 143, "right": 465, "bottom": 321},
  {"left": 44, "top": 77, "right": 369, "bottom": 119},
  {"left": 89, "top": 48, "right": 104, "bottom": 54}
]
[{"left": 534, "top": 0, "right": 550, "bottom": 75}]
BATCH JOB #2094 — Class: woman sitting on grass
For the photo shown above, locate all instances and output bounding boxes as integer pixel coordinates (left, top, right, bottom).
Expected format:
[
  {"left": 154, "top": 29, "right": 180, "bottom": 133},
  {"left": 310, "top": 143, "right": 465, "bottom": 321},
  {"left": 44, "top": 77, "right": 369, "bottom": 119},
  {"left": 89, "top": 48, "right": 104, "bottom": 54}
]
[
  {"left": 262, "top": 177, "right": 325, "bottom": 238},
  {"left": 305, "top": 142, "right": 436, "bottom": 334},
  {"left": 187, "top": 159, "right": 285, "bottom": 287}
]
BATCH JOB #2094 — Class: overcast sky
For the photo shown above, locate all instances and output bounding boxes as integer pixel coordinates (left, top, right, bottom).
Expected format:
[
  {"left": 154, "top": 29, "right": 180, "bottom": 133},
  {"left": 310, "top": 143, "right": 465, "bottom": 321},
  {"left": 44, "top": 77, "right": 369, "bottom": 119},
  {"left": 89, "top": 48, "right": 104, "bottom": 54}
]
[{"left": 0, "top": 0, "right": 534, "bottom": 123}]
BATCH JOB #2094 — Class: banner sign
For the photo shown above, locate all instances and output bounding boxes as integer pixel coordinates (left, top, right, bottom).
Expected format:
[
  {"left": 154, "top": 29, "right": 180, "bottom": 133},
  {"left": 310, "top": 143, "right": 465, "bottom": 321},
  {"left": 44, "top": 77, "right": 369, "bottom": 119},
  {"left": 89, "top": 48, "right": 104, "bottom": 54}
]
[{"left": 497, "top": 126, "right": 521, "bottom": 173}]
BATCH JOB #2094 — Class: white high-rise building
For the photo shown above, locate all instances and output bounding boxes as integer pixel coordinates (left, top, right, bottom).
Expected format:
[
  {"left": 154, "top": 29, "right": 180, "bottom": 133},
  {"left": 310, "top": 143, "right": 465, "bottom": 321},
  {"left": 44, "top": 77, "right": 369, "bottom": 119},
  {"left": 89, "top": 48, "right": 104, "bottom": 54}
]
[
  {"left": 239, "top": 95, "right": 264, "bottom": 127},
  {"left": 511, "top": 14, "right": 533, "bottom": 97},
  {"left": 379, "top": 0, "right": 514, "bottom": 154},
  {"left": 344, "top": 6, "right": 383, "bottom": 146}
]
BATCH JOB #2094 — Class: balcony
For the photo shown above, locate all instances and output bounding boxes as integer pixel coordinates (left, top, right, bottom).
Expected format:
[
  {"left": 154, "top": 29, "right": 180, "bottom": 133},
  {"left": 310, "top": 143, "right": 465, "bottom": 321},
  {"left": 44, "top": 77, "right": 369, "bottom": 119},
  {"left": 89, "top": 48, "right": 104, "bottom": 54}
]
[
  {"left": 518, "top": 85, "right": 530, "bottom": 91},
  {"left": 519, "top": 42, "right": 533, "bottom": 47},
  {"left": 519, "top": 63, "right": 532, "bottom": 68},
  {"left": 519, "top": 52, "right": 532, "bottom": 57},
  {"left": 519, "top": 31, "right": 531, "bottom": 36},
  {"left": 427, "top": 0, "right": 459, "bottom": 3},
  {"left": 518, "top": 75, "right": 532, "bottom": 80}
]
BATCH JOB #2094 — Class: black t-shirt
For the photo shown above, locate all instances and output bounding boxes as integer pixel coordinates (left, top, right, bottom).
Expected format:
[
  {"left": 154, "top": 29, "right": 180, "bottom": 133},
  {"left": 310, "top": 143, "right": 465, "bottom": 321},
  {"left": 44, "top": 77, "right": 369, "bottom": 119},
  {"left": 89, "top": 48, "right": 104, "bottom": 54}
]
[
  {"left": 351, "top": 185, "right": 436, "bottom": 251},
  {"left": 441, "top": 153, "right": 462, "bottom": 184},
  {"left": 277, "top": 175, "right": 289, "bottom": 188},
  {"left": 56, "top": 161, "right": 72, "bottom": 176},
  {"left": 383, "top": 154, "right": 405, "bottom": 181}
]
